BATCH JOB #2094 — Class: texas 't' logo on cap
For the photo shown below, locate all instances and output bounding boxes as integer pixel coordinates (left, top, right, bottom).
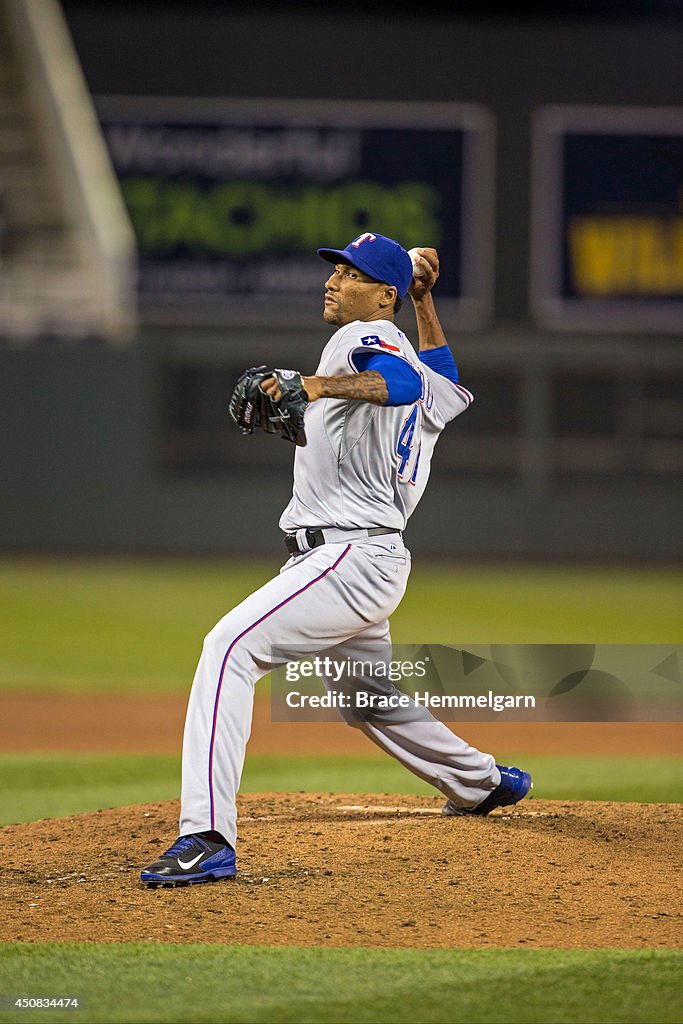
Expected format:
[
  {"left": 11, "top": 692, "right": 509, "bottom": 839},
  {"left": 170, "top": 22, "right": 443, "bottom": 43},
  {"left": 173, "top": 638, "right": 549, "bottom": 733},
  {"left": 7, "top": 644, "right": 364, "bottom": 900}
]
[
  {"left": 317, "top": 232, "right": 413, "bottom": 298},
  {"left": 351, "top": 233, "right": 377, "bottom": 248}
]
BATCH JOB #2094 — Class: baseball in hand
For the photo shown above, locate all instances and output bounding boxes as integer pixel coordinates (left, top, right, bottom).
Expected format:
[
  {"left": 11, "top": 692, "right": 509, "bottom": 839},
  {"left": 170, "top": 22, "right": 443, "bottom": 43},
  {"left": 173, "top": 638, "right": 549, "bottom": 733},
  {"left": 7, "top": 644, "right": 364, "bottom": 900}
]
[{"left": 408, "top": 247, "right": 426, "bottom": 278}]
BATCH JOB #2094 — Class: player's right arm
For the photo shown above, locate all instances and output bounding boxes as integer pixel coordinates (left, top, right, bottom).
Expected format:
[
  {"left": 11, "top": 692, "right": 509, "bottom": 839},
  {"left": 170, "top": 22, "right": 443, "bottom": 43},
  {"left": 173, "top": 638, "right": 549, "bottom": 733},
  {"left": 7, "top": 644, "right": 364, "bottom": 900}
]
[
  {"left": 409, "top": 248, "right": 449, "bottom": 353},
  {"left": 407, "top": 247, "right": 473, "bottom": 423},
  {"left": 409, "top": 247, "right": 461, "bottom": 387}
]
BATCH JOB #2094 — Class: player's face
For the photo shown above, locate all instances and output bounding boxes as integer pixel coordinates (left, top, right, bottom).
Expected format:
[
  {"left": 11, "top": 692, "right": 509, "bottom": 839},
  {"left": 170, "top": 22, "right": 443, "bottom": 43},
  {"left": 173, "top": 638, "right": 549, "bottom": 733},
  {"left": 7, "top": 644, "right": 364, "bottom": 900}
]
[{"left": 323, "top": 263, "right": 395, "bottom": 326}]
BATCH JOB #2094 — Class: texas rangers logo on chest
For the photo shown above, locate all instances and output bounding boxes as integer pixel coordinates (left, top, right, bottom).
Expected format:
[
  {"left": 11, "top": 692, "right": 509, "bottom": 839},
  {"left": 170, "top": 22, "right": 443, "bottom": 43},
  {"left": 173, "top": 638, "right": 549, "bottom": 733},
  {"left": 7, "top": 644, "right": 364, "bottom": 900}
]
[{"left": 360, "top": 334, "right": 402, "bottom": 354}]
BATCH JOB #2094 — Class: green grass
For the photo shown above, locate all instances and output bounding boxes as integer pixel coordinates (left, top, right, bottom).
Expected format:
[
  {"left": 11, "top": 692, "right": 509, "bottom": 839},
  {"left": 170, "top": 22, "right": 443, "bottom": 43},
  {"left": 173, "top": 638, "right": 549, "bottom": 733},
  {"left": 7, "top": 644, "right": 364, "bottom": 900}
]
[
  {"left": 1, "top": 753, "right": 680, "bottom": 826},
  {"left": 0, "top": 557, "right": 681, "bottom": 692},
  {"left": 0, "top": 558, "right": 274, "bottom": 692},
  {"left": 0, "top": 944, "right": 681, "bottom": 1023}
]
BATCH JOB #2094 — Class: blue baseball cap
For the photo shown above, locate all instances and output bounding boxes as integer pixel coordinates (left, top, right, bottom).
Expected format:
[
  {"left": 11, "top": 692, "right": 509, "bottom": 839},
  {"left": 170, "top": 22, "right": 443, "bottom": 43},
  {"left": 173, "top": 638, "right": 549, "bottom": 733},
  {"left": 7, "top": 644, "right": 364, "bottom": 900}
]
[{"left": 317, "top": 232, "right": 413, "bottom": 299}]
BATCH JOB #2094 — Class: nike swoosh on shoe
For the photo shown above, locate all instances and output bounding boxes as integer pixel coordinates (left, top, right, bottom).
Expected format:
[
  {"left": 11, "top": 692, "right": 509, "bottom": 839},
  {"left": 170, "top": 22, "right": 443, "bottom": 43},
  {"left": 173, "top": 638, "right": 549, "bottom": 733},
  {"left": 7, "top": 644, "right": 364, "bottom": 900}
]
[{"left": 177, "top": 852, "right": 204, "bottom": 870}]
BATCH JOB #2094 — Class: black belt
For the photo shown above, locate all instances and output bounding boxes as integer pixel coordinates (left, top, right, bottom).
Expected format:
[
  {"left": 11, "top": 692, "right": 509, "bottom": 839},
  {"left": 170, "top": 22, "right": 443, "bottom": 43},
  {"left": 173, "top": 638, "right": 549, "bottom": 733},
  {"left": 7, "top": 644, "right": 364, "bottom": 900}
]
[{"left": 284, "top": 527, "right": 400, "bottom": 557}]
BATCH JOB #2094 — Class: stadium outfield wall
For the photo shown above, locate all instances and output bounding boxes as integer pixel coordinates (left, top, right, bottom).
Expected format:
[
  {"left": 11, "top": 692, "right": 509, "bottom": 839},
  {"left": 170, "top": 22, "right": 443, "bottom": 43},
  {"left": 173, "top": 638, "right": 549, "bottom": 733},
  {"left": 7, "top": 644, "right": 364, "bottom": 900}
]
[{"left": 0, "top": 325, "right": 680, "bottom": 561}]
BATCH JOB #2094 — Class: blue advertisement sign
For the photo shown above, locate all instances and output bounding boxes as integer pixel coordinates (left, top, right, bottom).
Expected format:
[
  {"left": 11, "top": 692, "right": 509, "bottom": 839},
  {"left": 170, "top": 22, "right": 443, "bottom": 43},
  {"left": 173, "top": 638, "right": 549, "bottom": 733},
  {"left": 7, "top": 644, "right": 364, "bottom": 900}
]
[
  {"left": 531, "top": 106, "right": 683, "bottom": 332},
  {"left": 96, "top": 97, "right": 494, "bottom": 327}
]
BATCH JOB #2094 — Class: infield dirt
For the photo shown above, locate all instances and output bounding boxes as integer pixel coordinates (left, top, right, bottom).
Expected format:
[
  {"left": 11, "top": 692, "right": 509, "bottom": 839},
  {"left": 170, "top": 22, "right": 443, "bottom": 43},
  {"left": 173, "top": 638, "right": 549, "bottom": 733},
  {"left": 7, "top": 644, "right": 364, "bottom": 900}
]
[
  {"left": 2, "top": 794, "right": 681, "bottom": 949},
  {"left": 2, "top": 692, "right": 681, "bottom": 756}
]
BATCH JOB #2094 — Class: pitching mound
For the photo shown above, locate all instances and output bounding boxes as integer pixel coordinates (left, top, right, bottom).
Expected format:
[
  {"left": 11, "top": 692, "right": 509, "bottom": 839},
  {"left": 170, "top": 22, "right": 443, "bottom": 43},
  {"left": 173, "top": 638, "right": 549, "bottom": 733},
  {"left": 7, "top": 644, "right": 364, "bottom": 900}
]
[{"left": 2, "top": 794, "right": 680, "bottom": 949}]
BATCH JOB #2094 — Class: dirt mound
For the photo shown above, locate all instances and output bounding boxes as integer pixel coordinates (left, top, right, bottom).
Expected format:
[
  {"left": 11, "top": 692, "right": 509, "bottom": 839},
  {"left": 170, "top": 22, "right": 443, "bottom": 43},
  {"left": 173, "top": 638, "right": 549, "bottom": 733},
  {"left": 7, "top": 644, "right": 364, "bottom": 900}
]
[{"left": 2, "top": 794, "right": 680, "bottom": 949}]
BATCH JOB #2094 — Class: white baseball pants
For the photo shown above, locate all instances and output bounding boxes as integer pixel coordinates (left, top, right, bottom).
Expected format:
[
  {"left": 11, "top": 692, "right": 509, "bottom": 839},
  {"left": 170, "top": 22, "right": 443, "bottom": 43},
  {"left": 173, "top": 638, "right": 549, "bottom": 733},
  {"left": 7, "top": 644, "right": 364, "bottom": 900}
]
[{"left": 179, "top": 535, "right": 499, "bottom": 848}]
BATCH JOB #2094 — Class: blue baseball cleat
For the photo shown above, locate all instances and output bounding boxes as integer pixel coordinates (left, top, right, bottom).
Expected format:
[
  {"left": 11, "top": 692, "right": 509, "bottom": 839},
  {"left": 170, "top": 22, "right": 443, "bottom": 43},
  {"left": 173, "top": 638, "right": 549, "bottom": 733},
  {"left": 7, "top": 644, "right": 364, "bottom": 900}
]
[
  {"left": 441, "top": 764, "right": 533, "bottom": 817},
  {"left": 141, "top": 834, "right": 237, "bottom": 888}
]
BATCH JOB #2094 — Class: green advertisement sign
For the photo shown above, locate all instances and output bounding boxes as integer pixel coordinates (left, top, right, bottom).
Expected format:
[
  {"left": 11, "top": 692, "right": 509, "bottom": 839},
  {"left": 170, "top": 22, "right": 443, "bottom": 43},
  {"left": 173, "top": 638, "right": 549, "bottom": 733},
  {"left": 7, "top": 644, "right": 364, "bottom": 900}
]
[{"left": 97, "top": 97, "right": 494, "bottom": 327}]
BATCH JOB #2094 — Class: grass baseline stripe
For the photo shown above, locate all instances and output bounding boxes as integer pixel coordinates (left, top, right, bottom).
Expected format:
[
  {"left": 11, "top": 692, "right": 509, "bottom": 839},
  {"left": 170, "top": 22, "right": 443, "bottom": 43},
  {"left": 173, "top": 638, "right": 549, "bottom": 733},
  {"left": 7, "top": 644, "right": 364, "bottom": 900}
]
[
  {"left": 0, "top": 945, "right": 681, "bottom": 1024},
  {"left": 0, "top": 752, "right": 681, "bottom": 827}
]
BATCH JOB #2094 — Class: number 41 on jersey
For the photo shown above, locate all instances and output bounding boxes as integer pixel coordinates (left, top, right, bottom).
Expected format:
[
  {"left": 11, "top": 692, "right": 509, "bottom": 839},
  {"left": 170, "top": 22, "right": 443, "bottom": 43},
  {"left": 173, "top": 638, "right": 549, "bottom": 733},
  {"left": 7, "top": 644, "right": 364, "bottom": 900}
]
[{"left": 397, "top": 405, "right": 421, "bottom": 485}]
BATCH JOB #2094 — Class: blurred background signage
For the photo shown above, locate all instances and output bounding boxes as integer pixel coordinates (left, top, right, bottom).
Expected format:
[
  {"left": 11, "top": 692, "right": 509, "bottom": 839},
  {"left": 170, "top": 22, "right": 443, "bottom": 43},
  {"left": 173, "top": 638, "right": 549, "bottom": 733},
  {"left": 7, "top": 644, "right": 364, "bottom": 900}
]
[
  {"left": 531, "top": 106, "right": 683, "bottom": 332},
  {"left": 96, "top": 97, "right": 495, "bottom": 327}
]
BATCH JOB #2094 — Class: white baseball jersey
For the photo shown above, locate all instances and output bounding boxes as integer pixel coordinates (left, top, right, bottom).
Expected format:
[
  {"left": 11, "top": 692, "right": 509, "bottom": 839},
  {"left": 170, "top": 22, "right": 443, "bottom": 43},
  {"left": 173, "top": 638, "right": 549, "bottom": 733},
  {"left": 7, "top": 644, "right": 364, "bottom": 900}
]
[
  {"left": 279, "top": 319, "right": 474, "bottom": 532},
  {"left": 177, "top": 316, "right": 498, "bottom": 856}
]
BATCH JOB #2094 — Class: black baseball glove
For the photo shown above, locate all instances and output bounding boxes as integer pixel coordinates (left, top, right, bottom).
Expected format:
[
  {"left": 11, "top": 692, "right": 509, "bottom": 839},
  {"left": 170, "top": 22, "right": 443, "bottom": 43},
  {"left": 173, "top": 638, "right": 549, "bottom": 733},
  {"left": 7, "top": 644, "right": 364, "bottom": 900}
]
[{"left": 228, "top": 365, "right": 308, "bottom": 447}]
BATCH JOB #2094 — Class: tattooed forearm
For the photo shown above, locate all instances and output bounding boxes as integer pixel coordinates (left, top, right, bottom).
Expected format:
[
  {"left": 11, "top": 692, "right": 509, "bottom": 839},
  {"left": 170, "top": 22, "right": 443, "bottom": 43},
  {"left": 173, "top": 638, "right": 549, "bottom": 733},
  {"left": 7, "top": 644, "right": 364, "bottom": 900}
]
[{"left": 305, "top": 371, "right": 388, "bottom": 405}]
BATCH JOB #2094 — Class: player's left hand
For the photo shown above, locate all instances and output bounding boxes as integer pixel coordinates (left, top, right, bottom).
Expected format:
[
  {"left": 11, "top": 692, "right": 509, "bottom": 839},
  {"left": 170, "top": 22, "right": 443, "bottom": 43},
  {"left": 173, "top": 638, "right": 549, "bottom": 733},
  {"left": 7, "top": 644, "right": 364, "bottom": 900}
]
[
  {"left": 408, "top": 247, "right": 439, "bottom": 302},
  {"left": 264, "top": 375, "right": 323, "bottom": 402},
  {"left": 260, "top": 375, "right": 281, "bottom": 400},
  {"left": 229, "top": 367, "right": 308, "bottom": 446}
]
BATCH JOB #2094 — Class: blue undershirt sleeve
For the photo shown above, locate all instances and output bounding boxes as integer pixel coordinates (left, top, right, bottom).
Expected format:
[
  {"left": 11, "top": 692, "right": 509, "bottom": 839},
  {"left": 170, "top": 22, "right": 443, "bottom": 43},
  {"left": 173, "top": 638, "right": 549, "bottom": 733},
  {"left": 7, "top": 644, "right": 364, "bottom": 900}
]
[
  {"left": 351, "top": 350, "right": 422, "bottom": 406},
  {"left": 419, "top": 345, "right": 459, "bottom": 383}
]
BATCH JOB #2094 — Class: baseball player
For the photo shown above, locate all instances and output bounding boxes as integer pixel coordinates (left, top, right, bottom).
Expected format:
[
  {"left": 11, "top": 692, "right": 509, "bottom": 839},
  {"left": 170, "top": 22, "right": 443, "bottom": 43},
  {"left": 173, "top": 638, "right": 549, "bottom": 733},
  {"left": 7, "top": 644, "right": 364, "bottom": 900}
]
[{"left": 141, "top": 232, "right": 531, "bottom": 887}]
